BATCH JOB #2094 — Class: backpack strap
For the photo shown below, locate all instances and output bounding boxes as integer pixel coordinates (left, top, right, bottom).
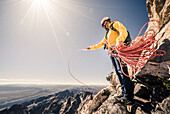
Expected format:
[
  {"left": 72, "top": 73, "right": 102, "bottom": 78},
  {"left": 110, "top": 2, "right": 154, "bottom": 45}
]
[
  {"left": 110, "top": 22, "right": 132, "bottom": 46},
  {"left": 104, "top": 21, "right": 119, "bottom": 50},
  {"left": 104, "top": 30, "right": 109, "bottom": 50},
  {"left": 123, "top": 31, "right": 132, "bottom": 46},
  {"left": 110, "top": 21, "right": 119, "bottom": 35},
  {"left": 104, "top": 21, "right": 132, "bottom": 49}
]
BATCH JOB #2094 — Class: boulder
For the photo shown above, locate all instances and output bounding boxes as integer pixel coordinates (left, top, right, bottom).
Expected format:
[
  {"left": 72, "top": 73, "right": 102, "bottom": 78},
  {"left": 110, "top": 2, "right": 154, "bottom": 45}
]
[
  {"left": 106, "top": 72, "right": 120, "bottom": 86},
  {"left": 86, "top": 86, "right": 115, "bottom": 114},
  {"left": 97, "top": 95, "right": 129, "bottom": 114},
  {"left": 134, "top": 84, "right": 150, "bottom": 100}
]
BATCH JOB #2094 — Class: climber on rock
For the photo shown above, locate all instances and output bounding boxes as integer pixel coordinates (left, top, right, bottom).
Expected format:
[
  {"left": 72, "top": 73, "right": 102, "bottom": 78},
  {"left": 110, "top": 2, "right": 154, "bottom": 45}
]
[{"left": 87, "top": 17, "right": 134, "bottom": 102}]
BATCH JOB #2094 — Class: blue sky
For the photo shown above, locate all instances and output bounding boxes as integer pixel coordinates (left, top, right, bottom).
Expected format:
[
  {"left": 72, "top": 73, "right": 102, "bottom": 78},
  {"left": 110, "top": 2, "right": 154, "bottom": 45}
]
[{"left": 0, "top": 0, "right": 149, "bottom": 85}]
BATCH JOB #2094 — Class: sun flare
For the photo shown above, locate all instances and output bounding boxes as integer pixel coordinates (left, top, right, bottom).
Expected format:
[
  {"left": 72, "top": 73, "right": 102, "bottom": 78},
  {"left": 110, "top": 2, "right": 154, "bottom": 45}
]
[
  {"left": 7, "top": 0, "right": 95, "bottom": 65},
  {"left": 32, "top": 0, "right": 49, "bottom": 9}
]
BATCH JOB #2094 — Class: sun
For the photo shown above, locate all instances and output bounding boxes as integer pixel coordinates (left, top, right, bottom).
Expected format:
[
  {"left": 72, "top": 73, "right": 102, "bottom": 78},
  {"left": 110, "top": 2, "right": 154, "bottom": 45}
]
[
  {"left": 33, "top": 0, "right": 47, "bottom": 4},
  {"left": 32, "top": 0, "right": 49, "bottom": 8}
]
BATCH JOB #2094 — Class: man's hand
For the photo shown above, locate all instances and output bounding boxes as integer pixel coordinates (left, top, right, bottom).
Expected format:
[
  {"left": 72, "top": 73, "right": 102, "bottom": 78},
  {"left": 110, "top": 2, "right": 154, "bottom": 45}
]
[{"left": 82, "top": 47, "right": 90, "bottom": 51}]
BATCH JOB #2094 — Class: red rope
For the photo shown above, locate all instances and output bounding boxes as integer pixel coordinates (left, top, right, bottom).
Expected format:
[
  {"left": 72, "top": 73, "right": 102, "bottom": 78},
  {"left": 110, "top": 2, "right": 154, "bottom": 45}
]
[
  {"left": 68, "top": 49, "right": 92, "bottom": 93},
  {"left": 68, "top": 49, "right": 92, "bottom": 113},
  {"left": 68, "top": 41, "right": 101, "bottom": 113},
  {"left": 112, "top": 20, "right": 166, "bottom": 77}
]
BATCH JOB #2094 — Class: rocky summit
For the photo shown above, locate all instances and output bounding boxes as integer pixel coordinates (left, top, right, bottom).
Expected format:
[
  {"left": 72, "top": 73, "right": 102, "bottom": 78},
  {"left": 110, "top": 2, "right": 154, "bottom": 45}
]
[{"left": 1, "top": 0, "right": 169, "bottom": 114}]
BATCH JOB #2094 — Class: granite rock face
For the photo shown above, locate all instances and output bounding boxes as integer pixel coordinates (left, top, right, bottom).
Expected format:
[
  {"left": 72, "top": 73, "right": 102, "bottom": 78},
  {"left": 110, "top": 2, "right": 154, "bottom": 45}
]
[{"left": 134, "top": 0, "right": 170, "bottom": 106}]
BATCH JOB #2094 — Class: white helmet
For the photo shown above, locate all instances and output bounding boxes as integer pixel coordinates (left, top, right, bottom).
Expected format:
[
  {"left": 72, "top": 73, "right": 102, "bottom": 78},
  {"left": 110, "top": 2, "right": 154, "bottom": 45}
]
[{"left": 101, "top": 17, "right": 111, "bottom": 26}]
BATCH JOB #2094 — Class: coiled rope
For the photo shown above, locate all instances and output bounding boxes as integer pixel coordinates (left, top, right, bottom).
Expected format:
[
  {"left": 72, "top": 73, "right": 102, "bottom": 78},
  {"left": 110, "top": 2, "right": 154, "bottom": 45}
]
[{"left": 110, "top": 20, "right": 166, "bottom": 77}]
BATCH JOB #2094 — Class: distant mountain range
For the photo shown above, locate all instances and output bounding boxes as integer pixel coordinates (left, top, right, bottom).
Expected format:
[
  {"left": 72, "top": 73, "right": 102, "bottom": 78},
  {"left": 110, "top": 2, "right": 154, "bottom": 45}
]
[
  {"left": 0, "top": 84, "right": 106, "bottom": 112},
  {"left": 0, "top": 89, "right": 91, "bottom": 114}
]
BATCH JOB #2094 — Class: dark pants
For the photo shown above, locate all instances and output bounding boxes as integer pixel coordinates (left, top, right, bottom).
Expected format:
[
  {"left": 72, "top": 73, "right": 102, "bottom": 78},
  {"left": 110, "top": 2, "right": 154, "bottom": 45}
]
[{"left": 110, "top": 54, "right": 134, "bottom": 100}]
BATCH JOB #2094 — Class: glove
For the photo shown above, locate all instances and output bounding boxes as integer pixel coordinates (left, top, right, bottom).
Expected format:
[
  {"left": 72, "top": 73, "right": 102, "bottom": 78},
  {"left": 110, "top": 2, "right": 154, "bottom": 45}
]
[{"left": 87, "top": 47, "right": 91, "bottom": 50}]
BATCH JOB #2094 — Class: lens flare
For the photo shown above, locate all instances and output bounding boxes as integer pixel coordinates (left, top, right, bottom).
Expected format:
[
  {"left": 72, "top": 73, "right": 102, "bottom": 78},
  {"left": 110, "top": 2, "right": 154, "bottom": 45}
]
[{"left": 7, "top": 0, "right": 96, "bottom": 65}]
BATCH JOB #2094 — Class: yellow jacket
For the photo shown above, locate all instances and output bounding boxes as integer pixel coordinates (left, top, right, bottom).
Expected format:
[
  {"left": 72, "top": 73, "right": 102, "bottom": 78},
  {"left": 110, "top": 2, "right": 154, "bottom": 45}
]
[{"left": 89, "top": 21, "right": 128, "bottom": 50}]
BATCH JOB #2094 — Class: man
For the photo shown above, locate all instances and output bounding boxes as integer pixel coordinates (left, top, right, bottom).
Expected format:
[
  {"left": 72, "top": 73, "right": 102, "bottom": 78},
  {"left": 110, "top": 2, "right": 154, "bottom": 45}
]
[{"left": 87, "top": 17, "right": 134, "bottom": 102}]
